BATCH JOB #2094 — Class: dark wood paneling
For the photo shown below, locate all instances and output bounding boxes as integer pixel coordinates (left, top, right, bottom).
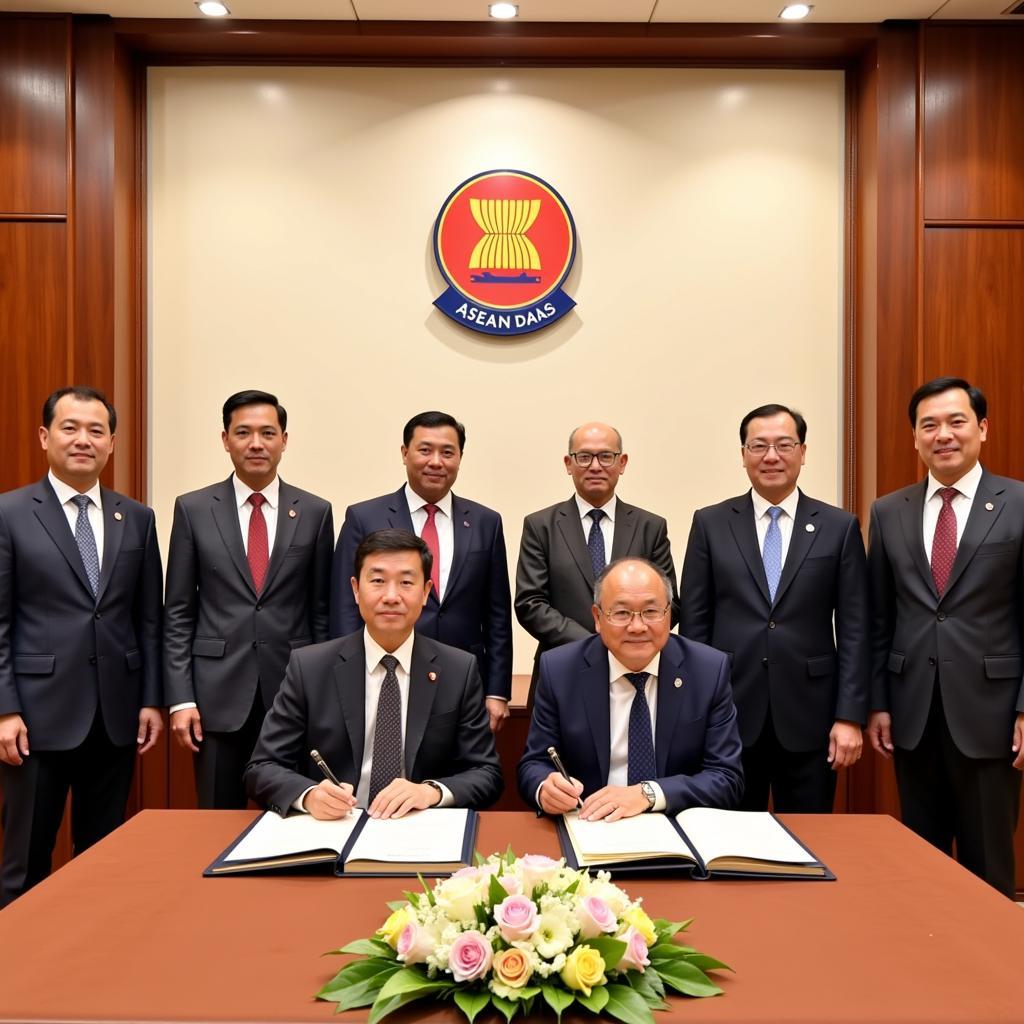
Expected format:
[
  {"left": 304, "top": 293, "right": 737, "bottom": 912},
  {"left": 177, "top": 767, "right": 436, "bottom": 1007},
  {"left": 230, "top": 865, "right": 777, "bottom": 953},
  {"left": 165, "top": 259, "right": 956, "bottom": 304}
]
[
  {"left": 0, "top": 16, "right": 68, "bottom": 217},
  {"left": 923, "top": 26, "right": 1024, "bottom": 223}
]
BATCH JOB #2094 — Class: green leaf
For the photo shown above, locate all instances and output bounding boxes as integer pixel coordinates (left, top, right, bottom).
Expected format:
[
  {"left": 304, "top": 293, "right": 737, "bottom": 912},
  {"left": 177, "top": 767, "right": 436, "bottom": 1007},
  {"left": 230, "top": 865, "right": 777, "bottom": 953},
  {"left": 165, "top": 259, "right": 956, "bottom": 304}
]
[
  {"left": 316, "top": 958, "right": 398, "bottom": 995},
  {"left": 576, "top": 986, "right": 610, "bottom": 1014},
  {"left": 376, "top": 968, "right": 443, "bottom": 1001},
  {"left": 491, "top": 994, "right": 519, "bottom": 1023},
  {"left": 563, "top": 876, "right": 580, "bottom": 895},
  {"left": 648, "top": 942, "right": 695, "bottom": 961},
  {"left": 653, "top": 917, "right": 692, "bottom": 941},
  {"left": 532, "top": 881, "right": 549, "bottom": 901},
  {"left": 321, "top": 969, "right": 397, "bottom": 1012},
  {"left": 541, "top": 985, "right": 576, "bottom": 1021},
  {"left": 474, "top": 902, "right": 491, "bottom": 927},
  {"left": 603, "top": 983, "right": 655, "bottom": 1024},
  {"left": 683, "top": 953, "right": 733, "bottom": 973},
  {"left": 488, "top": 873, "right": 510, "bottom": 907},
  {"left": 453, "top": 989, "right": 492, "bottom": 1024},
  {"left": 416, "top": 873, "right": 436, "bottom": 906},
  {"left": 639, "top": 967, "right": 664, "bottom": 1000},
  {"left": 582, "top": 937, "right": 627, "bottom": 971},
  {"left": 624, "top": 972, "right": 668, "bottom": 1010},
  {"left": 368, "top": 982, "right": 451, "bottom": 1024},
  {"left": 474, "top": 851, "right": 486, "bottom": 866},
  {"left": 386, "top": 899, "right": 409, "bottom": 912},
  {"left": 335, "top": 938, "right": 394, "bottom": 958},
  {"left": 656, "top": 959, "right": 723, "bottom": 998}
]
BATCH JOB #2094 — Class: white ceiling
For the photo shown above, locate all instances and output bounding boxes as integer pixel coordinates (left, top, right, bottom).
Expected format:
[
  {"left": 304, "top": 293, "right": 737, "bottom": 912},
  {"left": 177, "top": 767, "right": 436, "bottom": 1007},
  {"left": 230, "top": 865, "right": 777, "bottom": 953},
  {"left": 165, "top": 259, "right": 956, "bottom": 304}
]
[{"left": 0, "top": 0, "right": 1018, "bottom": 19}]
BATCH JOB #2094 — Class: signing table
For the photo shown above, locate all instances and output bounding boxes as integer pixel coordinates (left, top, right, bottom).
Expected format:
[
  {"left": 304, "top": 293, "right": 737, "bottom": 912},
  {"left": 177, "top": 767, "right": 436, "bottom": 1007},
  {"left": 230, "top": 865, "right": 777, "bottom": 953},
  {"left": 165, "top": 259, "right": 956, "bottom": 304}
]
[{"left": 0, "top": 811, "right": 1021, "bottom": 1023}]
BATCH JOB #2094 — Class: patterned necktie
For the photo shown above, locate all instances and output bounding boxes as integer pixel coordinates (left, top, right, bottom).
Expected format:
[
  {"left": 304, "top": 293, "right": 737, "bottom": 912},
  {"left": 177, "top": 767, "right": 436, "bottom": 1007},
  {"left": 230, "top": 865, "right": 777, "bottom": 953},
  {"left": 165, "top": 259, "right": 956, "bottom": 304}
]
[
  {"left": 71, "top": 494, "right": 100, "bottom": 597},
  {"left": 625, "top": 672, "right": 656, "bottom": 786},
  {"left": 247, "top": 492, "right": 269, "bottom": 593},
  {"left": 931, "top": 487, "right": 959, "bottom": 596},
  {"left": 368, "top": 654, "right": 403, "bottom": 804},
  {"left": 587, "top": 508, "right": 607, "bottom": 579},
  {"left": 762, "top": 506, "right": 783, "bottom": 602},
  {"left": 421, "top": 504, "right": 441, "bottom": 598}
]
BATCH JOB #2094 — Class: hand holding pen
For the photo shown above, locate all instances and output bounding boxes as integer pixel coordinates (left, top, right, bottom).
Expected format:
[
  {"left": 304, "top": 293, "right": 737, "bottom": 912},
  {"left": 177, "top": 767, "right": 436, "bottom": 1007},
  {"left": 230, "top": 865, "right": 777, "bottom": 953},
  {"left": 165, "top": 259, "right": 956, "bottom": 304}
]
[
  {"left": 305, "top": 748, "right": 357, "bottom": 820},
  {"left": 540, "top": 745, "right": 585, "bottom": 815}
]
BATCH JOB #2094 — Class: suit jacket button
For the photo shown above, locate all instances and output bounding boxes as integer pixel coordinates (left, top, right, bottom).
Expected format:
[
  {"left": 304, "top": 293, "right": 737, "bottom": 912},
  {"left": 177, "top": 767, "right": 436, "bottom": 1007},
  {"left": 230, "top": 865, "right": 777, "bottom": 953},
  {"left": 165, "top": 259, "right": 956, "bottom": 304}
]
[
  {"left": 928, "top": 656, "right": 936, "bottom": 666},
  {"left": 761, "top": 657, "right": 769, "bottom": 667},
  {"left": 255, "top": 604, "right": 262, "bottom": 611},
  {"left": 252, "top": 641, "right": 258, "bottom": 649},
  {"left": 768, "top": 620, "right": 776, "bottom": 629},
  {"left": 937, "top": 612, "right": 946, "bottom": 622},
  {"left": 88, "top": 655, "right": 97, "bottom": 665},
  {"left": 94, "top": 612, "right": 102, "bottom": 620}
]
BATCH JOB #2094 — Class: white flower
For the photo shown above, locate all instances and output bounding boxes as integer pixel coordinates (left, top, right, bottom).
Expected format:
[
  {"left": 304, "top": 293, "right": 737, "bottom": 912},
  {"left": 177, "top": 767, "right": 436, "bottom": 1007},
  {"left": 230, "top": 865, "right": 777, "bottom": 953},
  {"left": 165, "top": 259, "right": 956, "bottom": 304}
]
[
  {"left": 532, "top": 911, "right": 573, "bottom": 959},
  {"left": 433, "top": 874, "right": 482, "bottom": 924},
  {"left": 577, "top": 874, "right": 631, "bottom": 916}
]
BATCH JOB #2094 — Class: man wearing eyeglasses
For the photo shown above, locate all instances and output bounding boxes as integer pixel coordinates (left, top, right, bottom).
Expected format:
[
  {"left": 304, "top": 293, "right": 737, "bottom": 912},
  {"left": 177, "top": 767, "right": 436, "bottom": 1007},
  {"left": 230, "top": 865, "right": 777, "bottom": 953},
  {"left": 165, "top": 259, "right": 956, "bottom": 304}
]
[
  {"left": 517, "top": 557, "right": 742, "bottom": 818},
  {"left": 679, "top": 403, "right": 869, "bottom": 813},
  {"left": 516, "top": 422, "right": 677, "bottom": 698}
]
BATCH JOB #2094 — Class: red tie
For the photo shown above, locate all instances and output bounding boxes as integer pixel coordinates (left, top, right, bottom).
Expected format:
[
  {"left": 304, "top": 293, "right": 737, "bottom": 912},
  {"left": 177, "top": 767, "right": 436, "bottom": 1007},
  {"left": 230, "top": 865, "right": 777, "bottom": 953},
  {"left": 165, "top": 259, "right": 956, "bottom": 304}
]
[
  {"left": 248, "top": 492, "right": 269, "bottom": 593},
  {"left": 930, "top": 487, "right": 958, "bottom": 597},
  {"left": 421, "top": 504, "right": 441, "bottom": 598}
]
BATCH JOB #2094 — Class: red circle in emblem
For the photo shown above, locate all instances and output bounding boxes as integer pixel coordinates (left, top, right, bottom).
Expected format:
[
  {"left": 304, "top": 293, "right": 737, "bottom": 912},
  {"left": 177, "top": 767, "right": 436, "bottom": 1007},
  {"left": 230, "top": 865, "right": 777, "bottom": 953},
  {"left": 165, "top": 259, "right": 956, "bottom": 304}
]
[{"left": 435, "top": 171, "right": 575, "bottom": 311}]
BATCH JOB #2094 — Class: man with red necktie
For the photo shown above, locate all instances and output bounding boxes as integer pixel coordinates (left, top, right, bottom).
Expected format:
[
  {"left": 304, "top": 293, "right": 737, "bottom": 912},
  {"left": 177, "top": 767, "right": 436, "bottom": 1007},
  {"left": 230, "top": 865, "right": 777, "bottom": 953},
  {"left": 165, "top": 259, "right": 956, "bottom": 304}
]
[
  {"left": 867, "top": 377, "right": 1024, "bottom": 897},
  {"left": 164, "top": 390, "right": 333, "bottom": 809}
]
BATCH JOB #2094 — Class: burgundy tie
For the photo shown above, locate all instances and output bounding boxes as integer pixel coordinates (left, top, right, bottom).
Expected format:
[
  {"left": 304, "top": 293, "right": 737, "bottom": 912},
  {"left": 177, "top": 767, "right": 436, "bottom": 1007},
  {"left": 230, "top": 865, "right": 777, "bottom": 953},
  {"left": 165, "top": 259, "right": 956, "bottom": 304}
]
[
  {"left": 930, "top": 487, "right": 958, "bottom": 596},
  {"left": 247, "top": 492, "right": 269, "bottom": 593},
  {"left": 421, "top": 503, "right": 441, "bottom": 598}
]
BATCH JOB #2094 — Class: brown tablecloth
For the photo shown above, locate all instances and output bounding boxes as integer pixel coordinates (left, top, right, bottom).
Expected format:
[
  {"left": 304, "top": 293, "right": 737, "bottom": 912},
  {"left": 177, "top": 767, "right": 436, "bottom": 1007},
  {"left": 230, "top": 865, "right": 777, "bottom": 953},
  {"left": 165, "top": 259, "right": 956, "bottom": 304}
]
[{"left": 0, "top": 810, "right": 1021, "bottom": 1023}]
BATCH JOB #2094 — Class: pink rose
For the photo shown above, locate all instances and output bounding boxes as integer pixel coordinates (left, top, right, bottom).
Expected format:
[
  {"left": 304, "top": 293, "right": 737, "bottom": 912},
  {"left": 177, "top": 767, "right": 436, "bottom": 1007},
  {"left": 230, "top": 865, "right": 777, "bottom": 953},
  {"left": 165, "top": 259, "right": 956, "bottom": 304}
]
[
  {"left": 497, "top": 873, "right": 523, "bottom": 895},
  {"left": 396, "top": 922, "right": 436, "bottom": 966},
  {"left": 575, "top": 895, "right": 618, "bottom": 940},
  {"left": 494, "top": 895, "right": 538, "bottom": 942},
  {"left": 448, "top": 930, "right": 493, "bottom": 983},
  {"left": 519, "top": 854, "right": 561, "bottom": 892},
  {"left": 617, "top": 926, "right": 650, "bottom": 973}
]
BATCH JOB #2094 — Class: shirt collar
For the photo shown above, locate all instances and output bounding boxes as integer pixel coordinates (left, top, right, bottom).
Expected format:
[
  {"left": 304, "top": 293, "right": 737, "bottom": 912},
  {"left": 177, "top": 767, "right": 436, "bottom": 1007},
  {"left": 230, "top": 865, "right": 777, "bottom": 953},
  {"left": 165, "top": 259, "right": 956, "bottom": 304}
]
[
  {"left": 232, "top": 472, "right": 280, "bottom": 510},
  {"left": 607, "top": 650, "right": 661, "bottom": 684},
  {"left": 576, "top": 492, "right": 618, "bottom": 523},
  {"left": 405, "top": 483, "right": 452, "bottom": 518},
  {"left": 48, "top": 470, "right": 102, "bottom": 510},
  {"left": 926, "top": 461, "right": 983, "bottom": 502},
  {"left": 363, "top": 627, "right": 415, "bottom": 677},
  {"left": 750, "top": 486, "right": 799, "bottom": 522}
]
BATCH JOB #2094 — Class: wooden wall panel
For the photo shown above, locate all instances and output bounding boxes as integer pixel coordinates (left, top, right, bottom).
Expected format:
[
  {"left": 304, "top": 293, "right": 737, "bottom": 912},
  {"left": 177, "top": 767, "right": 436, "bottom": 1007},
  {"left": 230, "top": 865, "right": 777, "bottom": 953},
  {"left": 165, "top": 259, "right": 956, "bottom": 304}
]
[
  {"left": 0, "top": 16, "right": 68, "bottom": 216},
  {"left": 923, "top": 26, "right": 1024, "bottom": 223}
]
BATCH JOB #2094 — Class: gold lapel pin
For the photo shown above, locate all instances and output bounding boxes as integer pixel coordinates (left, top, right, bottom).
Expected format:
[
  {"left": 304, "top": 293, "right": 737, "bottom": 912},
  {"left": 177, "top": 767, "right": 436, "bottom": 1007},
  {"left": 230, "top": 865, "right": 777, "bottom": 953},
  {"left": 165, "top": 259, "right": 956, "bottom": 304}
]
[
  {"left": 985, "top": 502, "right": 994, "bottom": 511},
  {"left": 113, "top": 511, "right": 123, "bottom": 521},
  {"left": 805, "top": 523, "right": 815, "bottom": 532},
  {"left": 674, "top": 677, "right": 683, "bottom": 689},
  {"left": 428, "top": 671, "right": 438, "bottom": 682},
  {"left": 288, "top": 509, "right": 297, "bottom": 518}
]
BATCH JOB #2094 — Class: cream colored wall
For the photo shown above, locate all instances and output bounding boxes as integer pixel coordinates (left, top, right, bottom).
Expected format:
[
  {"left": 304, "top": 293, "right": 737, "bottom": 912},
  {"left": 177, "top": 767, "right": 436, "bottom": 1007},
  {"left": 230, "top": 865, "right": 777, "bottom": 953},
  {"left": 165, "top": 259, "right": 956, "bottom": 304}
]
[{"left": 148, "top": 66, "right": 845, "bottom": 675}]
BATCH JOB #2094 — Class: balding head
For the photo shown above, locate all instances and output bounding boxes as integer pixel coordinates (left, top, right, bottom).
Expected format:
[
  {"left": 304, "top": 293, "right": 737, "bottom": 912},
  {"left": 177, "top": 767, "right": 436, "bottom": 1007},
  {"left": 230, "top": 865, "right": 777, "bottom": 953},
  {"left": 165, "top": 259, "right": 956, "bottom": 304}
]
[
  {"left": 564, "top": 422, "right": 628, "bottom": 508},
  {"left": 592, "top": 558, "right": 672, "bottom": 671}
]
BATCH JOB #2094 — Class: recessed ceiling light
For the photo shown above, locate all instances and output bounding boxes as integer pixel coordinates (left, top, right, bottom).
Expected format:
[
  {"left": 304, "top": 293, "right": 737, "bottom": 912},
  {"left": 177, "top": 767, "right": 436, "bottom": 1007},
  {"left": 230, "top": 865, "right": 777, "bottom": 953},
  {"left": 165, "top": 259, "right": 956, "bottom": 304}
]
[
  {"left": 779, "top": 4, "right": 812, "bottom": 18},
  {"left": 489, "top": 3, "right": 519, "bottom": 19},
  {"left": 196, "top": 1, "right": 230, "bottom": 15}
]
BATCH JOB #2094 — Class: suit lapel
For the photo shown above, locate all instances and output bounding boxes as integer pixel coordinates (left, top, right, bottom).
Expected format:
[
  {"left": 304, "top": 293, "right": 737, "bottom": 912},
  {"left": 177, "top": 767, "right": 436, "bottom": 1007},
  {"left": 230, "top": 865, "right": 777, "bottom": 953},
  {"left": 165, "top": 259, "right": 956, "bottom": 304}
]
[
  {"left": 405, "top": 639, "right": 439, "bottom": 772},
  {"left": 772, "top": 491, "right": 820, "bottom": 608},
  {"left": 898, "top": 481, "right": 937, "bottom": 601},
  {"left": 727, "top": 493, "right": 771, "bottom": 605},
  {"left": 654, "top": 641, "right": 686, "bottom": 778},
  {"left": 580, "top": 640, "right": 612, "bottom": 786},
  {"left": 555, "top": 497, "right": 595, "bottom": 588},
  {"left": 442, "top": 493, "right": 470, "bottom": 606},
  {"left": 333, "top": 635, "right": 367, "bottom": 781},
  {"left": 386, "top": 486, "right": 416, "bottom": 531},
  {"left": 211, "top": 477, "right": 257, "bottom": 597},
  {"left": 609, "top": 502, "right": 637, "bottom": 560},
  {"left": 942, "top": 472, "right": 1004, "bottom": 600},
  {"left": 260, "top": 480, "right": 299, "bottom": 595},
  {"left": 94, "top": 488, "right": 126, "bottom": 605},
  {"left": 31, "top": 479, "right": 95, "bottom": 600}
]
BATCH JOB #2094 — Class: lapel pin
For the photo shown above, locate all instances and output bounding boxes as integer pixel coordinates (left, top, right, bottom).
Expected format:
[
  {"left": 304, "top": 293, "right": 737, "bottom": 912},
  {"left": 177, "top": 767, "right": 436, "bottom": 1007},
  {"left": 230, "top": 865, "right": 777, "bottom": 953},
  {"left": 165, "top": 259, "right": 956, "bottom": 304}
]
[
  {"left": 288, "top": 509, "right": 297, "bottom": 518},
  {"left": 805, "top": 523, "right": 815, "bottom": 532},
  {"left": 428, "top": 671, "right": 438, "bottom": 682},
  {"left": 985, "top": 502, "right": 994, "bottom": 511},
  {"left": 674, "top": 677, "right": 683, "bottom": 689},
  {"left": 113, "top": 511, "right": 123, "bottom": 521},
  {"left": 463, "top": 521, "right": 470, "bottom": 528}
]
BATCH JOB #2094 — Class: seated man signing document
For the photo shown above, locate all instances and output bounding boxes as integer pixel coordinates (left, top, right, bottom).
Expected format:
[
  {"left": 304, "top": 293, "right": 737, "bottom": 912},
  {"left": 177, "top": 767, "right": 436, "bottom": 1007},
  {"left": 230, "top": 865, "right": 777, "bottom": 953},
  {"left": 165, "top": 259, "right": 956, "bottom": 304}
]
[
  {"left": 245, "top": 530, "right": 503, "bottom": 819},
  {"left": 517, "top": 558, "right": 744, "bottom": 819}
]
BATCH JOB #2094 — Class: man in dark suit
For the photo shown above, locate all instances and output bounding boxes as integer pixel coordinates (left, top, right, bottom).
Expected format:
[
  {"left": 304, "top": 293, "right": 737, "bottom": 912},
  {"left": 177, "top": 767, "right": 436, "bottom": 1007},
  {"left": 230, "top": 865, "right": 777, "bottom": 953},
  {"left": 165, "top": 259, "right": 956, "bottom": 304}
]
[
  {"left": 516, "top": 422, "right": 677, "bottom": 694},
  {"left": 679, "top": 404, "right": 869, "bottom": 813},
  {"left": 518, "top": 558, "right": 742, "bottom": 819},
  {"left": 164, "top": 390, "right": 333, "bottom": 809},
  {"left": 0, "top": 387, "right": 163, "bottom": 905},
  {"left": 867, "top": 377, "right": 1024, "bottom": 897},
  {"left": 246, "top": 529, "right": 502, "bottom": 818},
  {"left": 329, "top": 411, "right": 512, "bottom": 733}
]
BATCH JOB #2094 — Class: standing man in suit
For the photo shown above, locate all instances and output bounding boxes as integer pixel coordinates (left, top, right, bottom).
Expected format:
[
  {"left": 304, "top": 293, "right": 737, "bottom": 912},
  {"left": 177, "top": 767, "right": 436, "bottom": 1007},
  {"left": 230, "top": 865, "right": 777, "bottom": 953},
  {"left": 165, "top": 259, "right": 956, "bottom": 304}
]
[
  {"left": 516, "top": 423, "right": 677, "bottom": 694},
  {"left": 517, "top": 558, "right": 742, "bottom": 818},
  {"left": 164, "top": 390, "right": 333, "bottom": 809},
  {"left": 0, "top": 387, "right": 163, "bottom": 905},
  {"left": 867, "top": 377, "right": 1024, "bottom": 897},
  {"left": 246, "top": 529, "right": 503, "bottom": 818},
  {"left": 679, "top": 404, "right": 869, "bottom": 813},
  {"left": 329, "top": 411, "right": 512, "bottom": 733}
]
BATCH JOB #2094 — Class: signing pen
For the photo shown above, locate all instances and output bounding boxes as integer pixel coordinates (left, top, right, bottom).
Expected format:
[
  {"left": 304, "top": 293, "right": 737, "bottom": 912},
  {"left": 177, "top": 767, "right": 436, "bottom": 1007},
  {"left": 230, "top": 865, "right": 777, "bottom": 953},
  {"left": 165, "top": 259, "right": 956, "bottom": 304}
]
[
  {"left": 547, "top": 745, "right": 583, "bottom": 810},
  {"left": 310, "top": 748, "right": 341, "bottom": 786}
]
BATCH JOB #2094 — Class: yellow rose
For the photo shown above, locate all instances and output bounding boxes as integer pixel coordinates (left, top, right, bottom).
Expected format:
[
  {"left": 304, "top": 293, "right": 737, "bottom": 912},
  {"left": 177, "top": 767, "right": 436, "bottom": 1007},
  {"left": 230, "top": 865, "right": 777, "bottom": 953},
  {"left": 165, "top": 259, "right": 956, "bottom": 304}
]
[
  {"left": 560, "top": 945, "right": 607, "bottom": 998},
  {"left": 620, "top": 907, "right": 656, "bottom": 946},
  {"left": 492, "top": 948, "right": 533, "bottom": 990},
  {"left": 377, "top": 906, "right": 413, "bottom": 949}
]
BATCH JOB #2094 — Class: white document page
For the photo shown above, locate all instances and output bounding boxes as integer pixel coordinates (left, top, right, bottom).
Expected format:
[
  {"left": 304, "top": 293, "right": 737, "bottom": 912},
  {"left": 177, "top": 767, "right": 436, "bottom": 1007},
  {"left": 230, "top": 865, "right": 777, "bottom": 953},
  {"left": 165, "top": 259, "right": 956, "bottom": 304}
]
[
  {"left": 346, "top": 808, "right": 469, "bottom": 863},
  {"left": 563, "top": 811, "right": 692, "bottom": 863},
  {"left": 225, "top": 809, "right": 364, "bottom": 862},
  {"left": 675, "top": 808, "right": 814, "bottom": 865}
]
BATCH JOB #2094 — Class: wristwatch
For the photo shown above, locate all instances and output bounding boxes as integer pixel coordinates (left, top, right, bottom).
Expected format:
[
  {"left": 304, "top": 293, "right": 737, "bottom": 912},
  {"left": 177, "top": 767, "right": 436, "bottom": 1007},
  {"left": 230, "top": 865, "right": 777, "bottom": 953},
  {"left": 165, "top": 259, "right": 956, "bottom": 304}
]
[
  {"left": 424, "top": 780, "right": 443, "bottom": 806},
  {"left": 639, "top": 781, "right": 656, "bottom": 811}
]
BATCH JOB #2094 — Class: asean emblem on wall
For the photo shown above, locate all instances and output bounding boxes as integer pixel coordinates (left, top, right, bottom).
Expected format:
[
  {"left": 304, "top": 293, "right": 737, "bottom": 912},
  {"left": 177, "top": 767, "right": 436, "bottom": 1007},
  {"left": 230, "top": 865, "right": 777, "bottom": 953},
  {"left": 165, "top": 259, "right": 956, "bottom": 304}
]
[{"left": 432, "top": 169, "right": 577, "bottom": 337}]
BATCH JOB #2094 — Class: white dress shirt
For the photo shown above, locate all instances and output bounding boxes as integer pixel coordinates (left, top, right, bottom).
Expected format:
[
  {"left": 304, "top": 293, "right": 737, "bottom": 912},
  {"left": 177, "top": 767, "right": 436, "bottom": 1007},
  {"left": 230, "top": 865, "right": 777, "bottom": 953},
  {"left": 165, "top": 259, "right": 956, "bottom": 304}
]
[
  {"left": 751, "top": 487, "right": 800, "bottom": 569},
  {"left": 49, "top": 470, "right": 104, "bottom": 564},
  {"left": 575, "top": 493, "right": 617, "bottom": 559},
  {"left": 405, "top": 484, "right": 453, "bottom": 601},
  {"left": 233, "top": 472, "right": 280, "bottom": 557},
  {"left": 922, "top": 461, "right": 982, "bottom": 554},
  {"left": 607, "top": 651, "right": 666, "bottom": 811}
]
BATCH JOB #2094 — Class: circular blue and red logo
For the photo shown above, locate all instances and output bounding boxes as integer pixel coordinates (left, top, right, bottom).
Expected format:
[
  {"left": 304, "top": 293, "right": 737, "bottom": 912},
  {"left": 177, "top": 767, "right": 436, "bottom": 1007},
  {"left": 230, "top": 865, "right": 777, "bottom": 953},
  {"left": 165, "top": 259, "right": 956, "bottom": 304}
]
[{"left": 433, "top": 170, "right": 577, "bottom": 337}]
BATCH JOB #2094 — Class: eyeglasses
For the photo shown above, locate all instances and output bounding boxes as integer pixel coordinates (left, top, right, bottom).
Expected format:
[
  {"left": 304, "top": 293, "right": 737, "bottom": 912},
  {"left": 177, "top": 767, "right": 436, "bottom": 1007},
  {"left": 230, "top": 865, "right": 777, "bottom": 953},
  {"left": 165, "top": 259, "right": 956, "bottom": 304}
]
[
  {"left": 743, "top": 440, "right": 800, "bottom": 457},
  {"left": 569, "top": 451, "right": 621, "bottom": 468},
  {"left": 599, "top": 605, "right": 670, "bottom": 626}
]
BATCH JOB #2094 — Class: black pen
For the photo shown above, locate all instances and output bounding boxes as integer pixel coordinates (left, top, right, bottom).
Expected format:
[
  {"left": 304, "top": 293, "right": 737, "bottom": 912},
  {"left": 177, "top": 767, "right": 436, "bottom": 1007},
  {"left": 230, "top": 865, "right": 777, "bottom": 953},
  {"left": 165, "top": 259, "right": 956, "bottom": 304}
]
[
  {"left": 547, "top": 745, "right": 583, "bottom": 810},
  {"left": 310, "top": 748, "right": 341, "bottom": 787}
]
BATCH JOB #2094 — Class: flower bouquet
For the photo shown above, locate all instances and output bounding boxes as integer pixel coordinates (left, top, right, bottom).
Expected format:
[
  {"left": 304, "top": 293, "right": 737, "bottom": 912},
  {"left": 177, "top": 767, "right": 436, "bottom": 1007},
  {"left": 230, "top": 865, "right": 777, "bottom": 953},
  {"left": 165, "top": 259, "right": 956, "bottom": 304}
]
[{"left": 315, "top": 849, "right": 731, "bottom": 1023}]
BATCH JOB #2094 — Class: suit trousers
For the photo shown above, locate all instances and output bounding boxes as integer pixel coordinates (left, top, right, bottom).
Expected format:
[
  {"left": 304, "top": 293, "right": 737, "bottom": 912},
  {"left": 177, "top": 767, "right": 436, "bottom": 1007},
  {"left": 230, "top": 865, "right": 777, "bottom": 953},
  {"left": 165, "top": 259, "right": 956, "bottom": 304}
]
[
  {"left": 739, "top": 705, "right": 837, "bottom": 813},
  {"left": 194, "top": 688, "right": 266, "bottom": 810},
  {"left": 0, "top": 709, "right": 136, "bottom": 906},
  {"left": 894, "top": 682, "right": 1020, "bottom": 899}
]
